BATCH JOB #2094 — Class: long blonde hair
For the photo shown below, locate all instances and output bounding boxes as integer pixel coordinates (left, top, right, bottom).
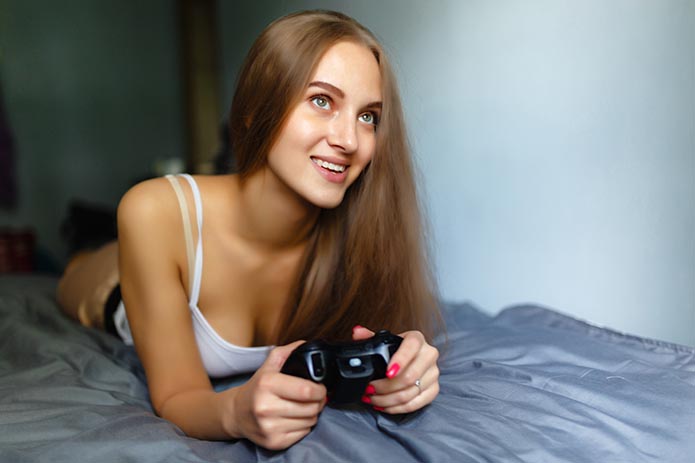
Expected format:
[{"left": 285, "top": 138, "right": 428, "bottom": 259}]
[{"left": 228, "top": 10, "right": 441, "bottom": 343}]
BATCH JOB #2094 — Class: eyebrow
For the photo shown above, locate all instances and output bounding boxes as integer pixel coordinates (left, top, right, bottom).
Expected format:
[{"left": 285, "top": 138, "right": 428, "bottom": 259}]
[{"left": 308, "top": 80, "right": 382, "bottom": 110}]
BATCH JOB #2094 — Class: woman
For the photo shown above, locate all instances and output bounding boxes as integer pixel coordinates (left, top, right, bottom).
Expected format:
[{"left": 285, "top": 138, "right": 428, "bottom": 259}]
[{"left": 57, "top": 10, "right": 441, "bottom": 450}]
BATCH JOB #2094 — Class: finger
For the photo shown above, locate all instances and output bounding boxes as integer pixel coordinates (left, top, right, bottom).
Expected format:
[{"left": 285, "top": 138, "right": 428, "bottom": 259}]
[
  {"left": 382, "top": 331, "right": 426, "bottom": 381},
  {"left": 369, "top": 364, "right": 438, "bottom": 405},
  {"left": 263, "top": 340, "right": 307, "bottom": 372},
  {"left": 280, "top": 427, "right": 315, "bottom": 448},
  {"left": 285, "top": 415, "right": 320, "bottom": 431},
  {"left": 352, "top": 325, "right": 375, "bottom": 341},
  {"left": 257, "top": 416, "right": 318, "bottom": 446},
  {"left": 260, "top": 395, "right": 327, "bottom": 419},
  {"left": 257, "top": 426, "right": 313, "bottom": 451},
  {"left": 379, "top": 379, "right": 440, "bottom": 415},
  {"left": 263, "top": 415, "right": 320, "bottom": 435},
  {"left": 372, "top": 342, "right": 438, "bottom": 395},
  {"left": 273, "top": 375, "right": 327, "bottom": 402}
]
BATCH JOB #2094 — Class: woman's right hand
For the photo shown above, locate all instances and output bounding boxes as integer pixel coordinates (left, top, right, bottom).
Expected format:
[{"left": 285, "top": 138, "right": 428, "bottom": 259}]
[{"left": 222, "top": 341, "right": 327, "bottom": 450}]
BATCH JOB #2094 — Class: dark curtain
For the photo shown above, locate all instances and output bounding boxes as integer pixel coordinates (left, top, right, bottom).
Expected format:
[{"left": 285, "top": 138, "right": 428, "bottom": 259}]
[{"left": 0, "top": 83, "right": 16, "bottom": 209}]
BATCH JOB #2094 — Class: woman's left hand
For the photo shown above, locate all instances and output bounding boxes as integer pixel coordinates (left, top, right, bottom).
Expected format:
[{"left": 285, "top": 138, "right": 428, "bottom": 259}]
[{"left": 352, "top": 326, "right": 439, "bottom": 414}]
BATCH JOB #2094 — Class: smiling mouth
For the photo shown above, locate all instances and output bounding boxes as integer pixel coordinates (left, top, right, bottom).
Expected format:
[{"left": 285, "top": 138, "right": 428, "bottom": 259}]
[{"left": 311, "top": 157, "right": 347, "bottom": 173}]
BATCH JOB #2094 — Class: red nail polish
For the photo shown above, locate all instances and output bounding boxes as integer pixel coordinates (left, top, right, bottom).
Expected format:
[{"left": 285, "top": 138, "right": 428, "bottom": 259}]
[
  {"left": 361, "top": 395, "right": 372, "bottom": 404},
  {"left": 365, "top": 384, "right": 376, "bottom": 395},
  {"left": 373, "top": 406, "right": 385, "bottom": 412},
  {"left": 386, "top": 363, "right": 400, "bottom": 379}
]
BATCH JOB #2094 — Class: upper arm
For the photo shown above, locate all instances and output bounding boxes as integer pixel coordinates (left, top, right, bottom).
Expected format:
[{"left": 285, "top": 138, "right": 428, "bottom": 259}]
[{"left": 117, "top": 178, "right": 211, "bottom": 413}]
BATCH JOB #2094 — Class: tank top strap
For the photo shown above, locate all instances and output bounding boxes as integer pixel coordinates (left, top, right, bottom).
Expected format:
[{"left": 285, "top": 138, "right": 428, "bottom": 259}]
[
  {"left": 179, "top": 174, "right": 204, "bottom": 308},
  {"left": 165, "top": 175, "right": 195, "bottom": 292}
]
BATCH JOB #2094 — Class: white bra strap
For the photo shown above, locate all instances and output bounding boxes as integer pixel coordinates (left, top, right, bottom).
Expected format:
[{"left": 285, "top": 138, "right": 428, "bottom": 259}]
[
  {"left": 180, "top": 174, "right": 204, "bottom": 308},
  {"left": 165, "top": 175, "right": 195, "bottom": 293}
]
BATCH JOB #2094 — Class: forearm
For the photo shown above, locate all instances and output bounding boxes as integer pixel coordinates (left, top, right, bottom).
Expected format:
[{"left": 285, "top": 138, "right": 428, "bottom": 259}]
[{"left": 158, "top": 387, "right": 241, "bottom": 441}]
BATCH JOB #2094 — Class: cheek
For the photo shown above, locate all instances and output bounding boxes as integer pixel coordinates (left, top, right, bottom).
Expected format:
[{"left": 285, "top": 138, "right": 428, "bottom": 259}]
[
  {"left": 360, "top": 134, "right": 377, "bottom": 164},
  {"left": 291, "top": 112, "right": 325, "bottom": 144},
  {"left": 275, "top": 109, "right": 321, "bottom": 149},
  {"left": 268, "top": 124, "right": 316, "bottom": 165}
]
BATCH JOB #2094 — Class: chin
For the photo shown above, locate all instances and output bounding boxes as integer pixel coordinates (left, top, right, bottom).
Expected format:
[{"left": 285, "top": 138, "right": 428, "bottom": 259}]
[
  {"left": 314, "top": 198, "right": 345, "bottom": 210},
  {"left": 307, "top": 190, "right": 347, "bottom": 210}
]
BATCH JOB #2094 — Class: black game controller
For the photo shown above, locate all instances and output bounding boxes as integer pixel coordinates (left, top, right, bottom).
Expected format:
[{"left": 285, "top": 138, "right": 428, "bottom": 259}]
[{"left": 281, "top": 330, "right": 403, "bottom": 405}]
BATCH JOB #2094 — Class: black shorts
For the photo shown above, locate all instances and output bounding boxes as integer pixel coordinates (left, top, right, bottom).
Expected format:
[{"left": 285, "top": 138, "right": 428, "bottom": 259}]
[{"left": 103, "top": 284, "right": 122, "bottom": 338}]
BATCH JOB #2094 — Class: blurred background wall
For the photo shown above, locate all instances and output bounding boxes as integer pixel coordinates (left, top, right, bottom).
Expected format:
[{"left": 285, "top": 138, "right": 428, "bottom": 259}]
[
  {"left": 0, "top": 0, "right": 184, "bottom": 268},
  {"left": 1, "top": 0, "right": 693, "bottom": 346}
]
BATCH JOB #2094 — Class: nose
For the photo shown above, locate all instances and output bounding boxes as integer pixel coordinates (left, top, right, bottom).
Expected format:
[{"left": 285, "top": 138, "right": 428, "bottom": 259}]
[{"left": 326, "top": 112, "right": 358, "bottom": 154}]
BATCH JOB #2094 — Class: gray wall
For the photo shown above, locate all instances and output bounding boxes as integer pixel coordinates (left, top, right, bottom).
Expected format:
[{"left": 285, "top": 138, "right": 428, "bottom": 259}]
[
  {"left": 0, "top": 0, "right": 184, "bottom": 264},
  {"left": 219, "top": 0, "right": 695, "bottom": 346}
]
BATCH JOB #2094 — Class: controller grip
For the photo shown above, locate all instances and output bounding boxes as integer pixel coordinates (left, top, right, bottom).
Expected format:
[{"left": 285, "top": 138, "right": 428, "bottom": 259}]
[
  {"left": 280, "top": 331, "right": 403, "bottom": 405},
  {"left": 281, "top": 343, "right": 332, "bottom": 383}
]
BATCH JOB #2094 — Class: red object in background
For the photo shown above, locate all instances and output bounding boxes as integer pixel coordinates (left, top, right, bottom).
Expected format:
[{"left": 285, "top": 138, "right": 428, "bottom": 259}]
[{"left": 0, "top": 228, "right": 35, "bottom": 273}]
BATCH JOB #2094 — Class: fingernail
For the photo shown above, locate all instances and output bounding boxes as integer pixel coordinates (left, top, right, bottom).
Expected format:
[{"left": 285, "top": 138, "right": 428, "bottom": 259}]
[
  {"left": 386, "top": 363, "right": 400, "bottom": 379},
  {"left": 365, "top": 384, "right": 376, "bottom": 395},
  {"left": 353, "top": 325, "right": 363, "bottom": 332},
  {"left": 361, "top": 395, "right": 372, "bottom": 404},
  {"left": 373, "top": 406, "right": 385, "bottom": 412}
]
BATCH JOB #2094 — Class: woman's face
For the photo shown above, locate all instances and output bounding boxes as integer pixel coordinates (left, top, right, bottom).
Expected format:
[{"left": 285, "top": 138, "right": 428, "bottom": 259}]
[{"left": 266, "top": 41, "right": 383, "bottom": 209}]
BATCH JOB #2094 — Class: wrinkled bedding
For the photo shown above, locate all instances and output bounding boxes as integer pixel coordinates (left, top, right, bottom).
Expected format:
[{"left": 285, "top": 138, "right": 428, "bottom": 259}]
[{"left": 1, "top": 275, "right": 693, "bottom": 462}]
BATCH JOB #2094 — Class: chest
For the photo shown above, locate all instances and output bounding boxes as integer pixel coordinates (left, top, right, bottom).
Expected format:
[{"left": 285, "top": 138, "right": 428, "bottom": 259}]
[{"left": 190, "top": 237, "right": 303, "bottom": 347}]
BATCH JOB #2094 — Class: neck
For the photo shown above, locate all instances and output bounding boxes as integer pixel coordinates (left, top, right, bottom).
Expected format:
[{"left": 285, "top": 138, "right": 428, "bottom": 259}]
[{"left": 231, "top": 169, "right": 320, "bottom": 253}]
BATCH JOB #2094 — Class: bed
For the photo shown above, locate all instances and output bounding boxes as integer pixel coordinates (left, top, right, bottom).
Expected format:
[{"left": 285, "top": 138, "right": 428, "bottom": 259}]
[{"left": 1, "top": 274, "right": 693, "bottom": 462}]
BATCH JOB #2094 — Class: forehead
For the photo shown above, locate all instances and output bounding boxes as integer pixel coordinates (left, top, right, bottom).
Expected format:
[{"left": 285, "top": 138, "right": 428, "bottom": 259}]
[{"left": 309, "top": 41, "right": 382, "bottom": 102}]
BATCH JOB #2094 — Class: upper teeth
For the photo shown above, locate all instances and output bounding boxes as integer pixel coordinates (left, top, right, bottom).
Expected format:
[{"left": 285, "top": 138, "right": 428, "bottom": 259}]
[{"left": 313, "top": 158, "right": 346, "bottom": 173}]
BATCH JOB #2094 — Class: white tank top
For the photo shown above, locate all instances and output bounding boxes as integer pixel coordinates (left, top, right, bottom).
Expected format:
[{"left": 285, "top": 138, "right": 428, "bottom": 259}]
[{"left": 113, "top": 174, "right": 273, "bottom": 378}]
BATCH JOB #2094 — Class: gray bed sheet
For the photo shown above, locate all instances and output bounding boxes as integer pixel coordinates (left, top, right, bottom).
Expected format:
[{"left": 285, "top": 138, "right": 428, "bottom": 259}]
[{"left": 1, "top": 275, "right": 693, "bottom": 463}]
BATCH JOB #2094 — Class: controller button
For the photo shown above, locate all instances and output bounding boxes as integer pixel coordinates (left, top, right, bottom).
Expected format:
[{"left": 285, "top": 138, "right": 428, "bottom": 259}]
[
  {"left": 311, "top": 353, "right": 325, "bottom": 377},
  {"left": 349, "top": 358, "right": 363, "bottom": 367}
]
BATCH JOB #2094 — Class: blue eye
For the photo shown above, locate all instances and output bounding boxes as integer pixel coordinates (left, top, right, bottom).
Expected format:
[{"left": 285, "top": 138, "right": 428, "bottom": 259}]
[
  {"left": 311, "top": 96, "right": 330, "bottom": 109},
  {"left": 360, "top": 112, "right": 379, "bottom": 126}
]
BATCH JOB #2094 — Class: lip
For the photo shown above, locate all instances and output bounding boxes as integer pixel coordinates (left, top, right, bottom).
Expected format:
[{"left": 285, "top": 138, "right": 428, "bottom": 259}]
[{"left": 310, "top": 156, "right": 350, "bottom": 184}]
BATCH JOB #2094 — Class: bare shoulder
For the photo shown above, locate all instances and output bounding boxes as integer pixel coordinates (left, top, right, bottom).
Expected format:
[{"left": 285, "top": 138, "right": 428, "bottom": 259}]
[{"left": 117, "top": 177, "right": 179, "bottom": 231}]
